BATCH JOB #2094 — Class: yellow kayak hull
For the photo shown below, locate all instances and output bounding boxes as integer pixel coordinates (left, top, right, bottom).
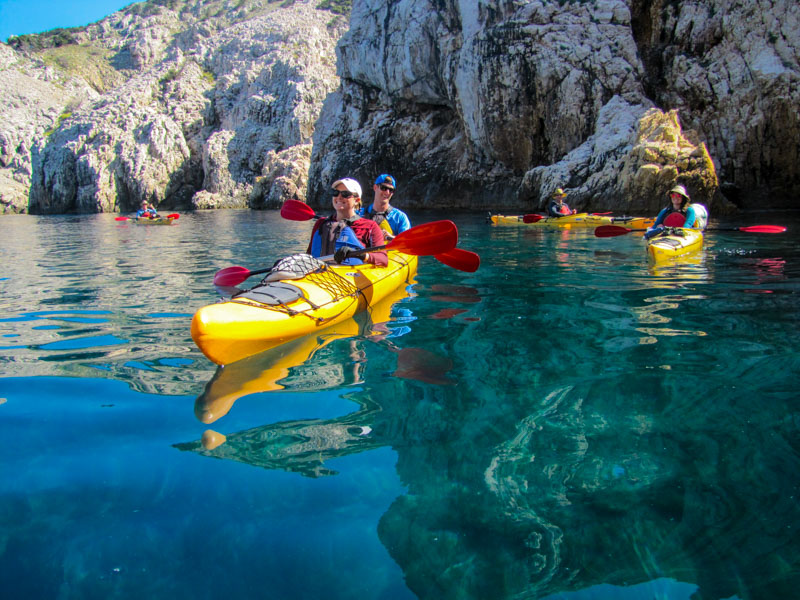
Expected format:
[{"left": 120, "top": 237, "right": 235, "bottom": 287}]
[
  {"left": 646, "top": 228, "right": 704, "bottom": 263},
  {"left": 194, "top": 282, "right": 415, "bottom": 423},
  {"left": 491, "top": 213, "right": 654, "bottom": 229},
  {"left": 191, "top": 251, "right": 417, "bottom": 365},
  {"left": 134, "top": 216, "right": 177, "bottom": 225}
]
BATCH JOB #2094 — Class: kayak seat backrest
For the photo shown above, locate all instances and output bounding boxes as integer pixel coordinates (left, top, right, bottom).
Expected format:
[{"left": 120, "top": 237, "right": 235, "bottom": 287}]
[{"left": 234, "top": 282, "right": 307, "bottom": 306}]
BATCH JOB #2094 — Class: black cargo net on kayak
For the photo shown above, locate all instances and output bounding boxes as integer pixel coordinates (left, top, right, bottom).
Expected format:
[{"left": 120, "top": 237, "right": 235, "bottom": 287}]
[
  {"left": 262, "top": 254, "right": 326, "bottom": 283},
  {"left": 231, "top": 254, "right": 362, "bottom": 325}
]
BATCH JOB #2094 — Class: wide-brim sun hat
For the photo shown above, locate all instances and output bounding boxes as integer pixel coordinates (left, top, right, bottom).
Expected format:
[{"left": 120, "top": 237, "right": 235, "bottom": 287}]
[
  {"left": 551, "top": 188, "right": 567, "bottom": 198},
  {"left": 332, "top": 178, "right": 362, "bottom": 197},
  {"left": 668, "top": 184, "right": 689, "bottom": 200}
]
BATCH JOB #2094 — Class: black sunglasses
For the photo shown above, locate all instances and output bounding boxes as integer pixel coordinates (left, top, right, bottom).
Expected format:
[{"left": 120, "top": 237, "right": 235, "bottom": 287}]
[
  {"left": 379, "top": 185, "right": 395, "bottom": 193},
  {"left": 331, "top": 189, "right": 356, "bottom": 198}
]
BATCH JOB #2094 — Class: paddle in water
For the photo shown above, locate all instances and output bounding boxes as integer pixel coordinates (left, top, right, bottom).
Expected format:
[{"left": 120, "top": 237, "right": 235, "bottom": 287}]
[
  {"left": 280, "top": 199, "right": 479, "bottom": 271},
  {"left": 594, "top": 224, "right": 787, "bottom": 238},
  {"left": 213, "top": 219, "right": 459, "bottom": 287}
]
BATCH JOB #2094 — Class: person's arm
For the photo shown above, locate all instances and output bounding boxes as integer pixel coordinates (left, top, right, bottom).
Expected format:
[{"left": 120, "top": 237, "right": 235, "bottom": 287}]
[
  {"left": 683, "top": 205, "right": 697, "bottom": 228},
  {"left": 395, "top": 211, "right": 411, "bottom": 234},
  {"left": 651, "top": 207, "right": 668, "bottom": 228}
]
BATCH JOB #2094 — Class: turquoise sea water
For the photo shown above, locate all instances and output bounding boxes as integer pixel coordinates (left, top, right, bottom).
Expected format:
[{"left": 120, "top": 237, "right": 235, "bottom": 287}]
[{"left": 1, "top": 209, "right": 799, "bottom": 600}]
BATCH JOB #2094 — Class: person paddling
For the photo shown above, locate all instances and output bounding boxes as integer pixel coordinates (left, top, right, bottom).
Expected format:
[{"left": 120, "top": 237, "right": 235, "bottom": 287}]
[
  {"left": 136, "top": 200, "right": 158, "bottom": 218},
  {"left": 306, "top": 178, "right": 388, "bottom": 266},
  {"left": 359, "top": 174, "right": 411, "bottom": 241},
  {"left": 547, "top": 188, "right": 576, "bottom": 217},
  {"left": 644, "top": 185, "right": 706, "bottom": 239}
]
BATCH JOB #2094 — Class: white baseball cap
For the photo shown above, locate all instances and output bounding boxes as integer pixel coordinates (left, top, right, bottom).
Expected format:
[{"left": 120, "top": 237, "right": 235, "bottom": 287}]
[{"left": 331, "top": 178, "right": 362, "bottom": 197}]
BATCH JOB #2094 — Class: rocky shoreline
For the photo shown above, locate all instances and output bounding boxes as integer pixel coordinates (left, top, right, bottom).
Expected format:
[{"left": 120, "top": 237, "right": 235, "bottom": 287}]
[{"left": 1, "top": 0, "right": 797, "bottom": 216}]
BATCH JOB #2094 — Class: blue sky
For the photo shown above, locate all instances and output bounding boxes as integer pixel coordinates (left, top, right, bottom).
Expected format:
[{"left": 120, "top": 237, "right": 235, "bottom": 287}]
[{"left": 0, "top": 0, "right": 133, "bottom": 42}]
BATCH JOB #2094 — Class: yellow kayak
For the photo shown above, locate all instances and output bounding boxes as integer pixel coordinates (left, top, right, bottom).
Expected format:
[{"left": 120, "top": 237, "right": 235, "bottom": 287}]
[
  {"left": 646, "top": 228, "right": 704, "bottom": 263},
  {"left": 490, "top": 213, "right": 654, "bottom": 229},
  {"left": 134, "top": 216, "right": 178, "bottom": 225},
  {"left": 191, "top": 251, "right": 418, "bottom": 365},
  {"left": 194, "top": 282, "right": 414, "bottom": 424}
]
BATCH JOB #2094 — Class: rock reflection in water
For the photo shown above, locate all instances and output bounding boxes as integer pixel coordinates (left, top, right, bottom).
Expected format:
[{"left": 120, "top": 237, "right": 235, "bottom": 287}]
[{"left": 176, "top": 396, "right": 383, "bottom": 478}]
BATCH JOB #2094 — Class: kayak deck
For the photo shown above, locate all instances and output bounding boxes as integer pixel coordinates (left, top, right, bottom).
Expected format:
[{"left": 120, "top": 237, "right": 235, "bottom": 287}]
[
  {"left": 490, "top": 213, "right": 654, "bottom": 229},
  {"left": 192, "top": 251, "right": 417, "bottom": 365},
  {"left": 646, "top": 228, "right": 704, "bottom": 263}
]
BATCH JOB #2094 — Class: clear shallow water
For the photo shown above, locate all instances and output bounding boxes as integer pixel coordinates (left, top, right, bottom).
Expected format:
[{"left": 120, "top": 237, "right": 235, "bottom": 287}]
[{"left": 1, "top": 209, "right": 799, "bottom": 599}]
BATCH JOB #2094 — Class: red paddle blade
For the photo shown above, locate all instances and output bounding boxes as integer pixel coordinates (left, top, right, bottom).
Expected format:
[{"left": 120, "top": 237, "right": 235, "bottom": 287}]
[
  {"left": 595, "top": 225, "right": 635, "bottom": 238},
  {"left": 213, "top": 266, "right": 252, "bottom": 287},
  {"left": 738, "top": 225, "right": 786, "bottom": 233},
  {"left": 387, "top": 220, "right": 458, "bottom": 255},
  {"left": 522, "top": 214, "right": 544, "bottom": 223},
  {"left": 435, "top": 249, "right": 480, "bottom": 272},
  {"left": 167, "top": 213, "right": 180, "bottom": 219},
  {"left": 115, "top": 216, "right": 129, "bottom": 221},
  {"left": 281, "top": 199, "right": 317, "bottom": 221}
]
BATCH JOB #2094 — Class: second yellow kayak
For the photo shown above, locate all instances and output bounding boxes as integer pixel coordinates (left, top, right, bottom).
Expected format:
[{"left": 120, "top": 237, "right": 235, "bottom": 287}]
[
  {"left": 646, "top": 228, "right": 704, "bottom": 263},
  {"left": 490, "top": 213, "right": 654, "bottom": 229}
]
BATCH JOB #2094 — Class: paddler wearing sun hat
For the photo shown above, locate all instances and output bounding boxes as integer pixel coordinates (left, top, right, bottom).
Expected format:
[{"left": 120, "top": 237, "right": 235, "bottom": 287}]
[
  {"left": 547, "top": 187, "right": 576, "bottom": 217},
  {"left": 644, "top": 184, "right": 708, "bottom": 239}
]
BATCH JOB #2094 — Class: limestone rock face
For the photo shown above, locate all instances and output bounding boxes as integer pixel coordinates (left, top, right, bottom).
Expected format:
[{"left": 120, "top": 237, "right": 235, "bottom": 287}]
[
  {"left": 3, "top": 0, "right": 345, "bottom": 214},
  {"left": 309, "top": 0, "right": 799, "bottom": 213},
  {"left": 630, "top": 0, "right": 800, "bottom": 208},
  {"left": 0, "top": 45, "right": 99, "bottom": 213},
  {"left": 2, "top": 0, "right": 798, "bottom": 215}
]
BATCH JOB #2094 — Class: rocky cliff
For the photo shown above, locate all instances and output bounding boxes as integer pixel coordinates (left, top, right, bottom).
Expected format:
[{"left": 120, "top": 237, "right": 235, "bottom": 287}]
[
  {"left": 1, "top": 0, "right": 798, "bottom": 215},
  {"left": 1, "top": 0, "right": 347, "bottom": 214},
  {"left": 309, "top": 0, "right": 799, "bottom": 213}
]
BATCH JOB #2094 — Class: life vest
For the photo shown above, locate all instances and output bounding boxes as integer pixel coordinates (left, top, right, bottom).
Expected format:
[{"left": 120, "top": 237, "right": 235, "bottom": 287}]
[
  {"left": 662, "top": 211, "right": 687, "bottom": 227},
  {"left": 367, "top": 208, "right": 396, "bottom": 236},
  {"left": 309, "top": 218, "right": 366, "bottom": 265},
  {"left": 662, "top": 203, "right": 708, "bottom": 229}
]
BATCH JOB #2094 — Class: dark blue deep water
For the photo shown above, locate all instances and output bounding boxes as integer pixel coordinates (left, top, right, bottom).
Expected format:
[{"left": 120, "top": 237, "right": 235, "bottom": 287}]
[{"left": 1, "top": 209, "right": 799, "bottom": 600}]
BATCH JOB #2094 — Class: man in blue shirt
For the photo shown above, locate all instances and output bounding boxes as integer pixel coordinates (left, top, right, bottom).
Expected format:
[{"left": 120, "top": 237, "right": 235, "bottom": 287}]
[
  {"left": 359, "top": 174, "right": 411, "bottom": 240},
  {"left": 136, "top": 200, "right": 158, "bottom": 218}
]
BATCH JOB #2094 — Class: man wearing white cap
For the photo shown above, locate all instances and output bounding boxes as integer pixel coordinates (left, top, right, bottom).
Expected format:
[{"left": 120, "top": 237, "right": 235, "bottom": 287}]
[{"left": 306, "top": 177, "right": 388, "bottom": 266}]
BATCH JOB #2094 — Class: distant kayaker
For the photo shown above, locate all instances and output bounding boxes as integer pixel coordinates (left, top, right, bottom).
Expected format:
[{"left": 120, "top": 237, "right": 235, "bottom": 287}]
[
  {"left": 359, "top": 174, "right": 411, "bottom": 241},
  {"left": 136, "top": 200, "right": 158, "bottom": 218},
  {"left": 644, "top": 185, "right": 704, "bottom": 239},
  {"left": 547, "top": 188, "right": 576, "bottom": 217},
  {"left": 307, "top": 178, "right": 388, "bottom": 266}
]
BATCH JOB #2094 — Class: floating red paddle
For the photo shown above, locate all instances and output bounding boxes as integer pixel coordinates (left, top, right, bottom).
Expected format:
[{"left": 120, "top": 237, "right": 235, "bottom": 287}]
[{"left": 595, "top": 224, "right": 787, "bottom": 238}]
